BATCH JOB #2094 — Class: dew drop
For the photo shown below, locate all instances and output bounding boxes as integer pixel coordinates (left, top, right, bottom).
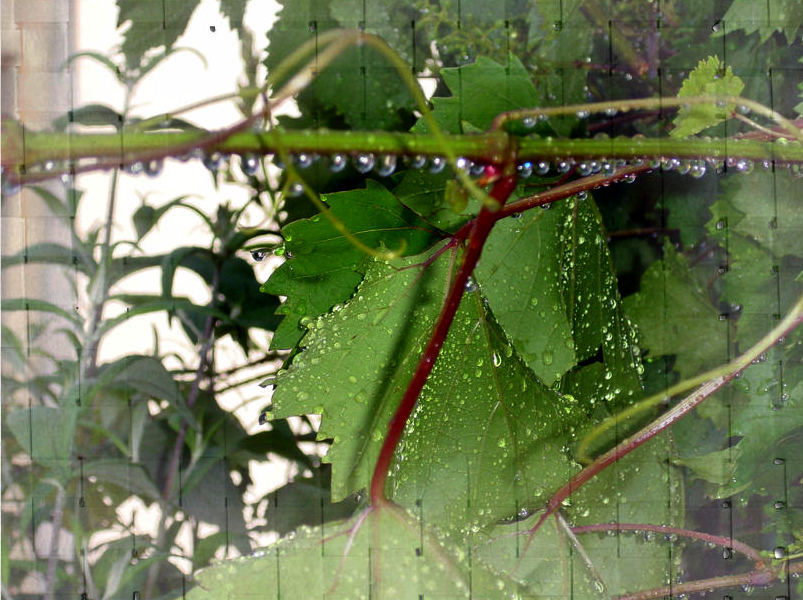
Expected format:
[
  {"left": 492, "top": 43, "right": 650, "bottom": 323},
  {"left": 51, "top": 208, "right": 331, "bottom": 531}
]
[
  {"left": 329, "top": 153, "right": 347, "bottom": 172},
  {"left": 557, "top": 160, "right": 572, "bottom": 173},
  {"left": 522, "top": 116, "right": 536, "bottom": 129},
  {"left": 242, "top": 154, "right": 259, "bottom": 175},
  {"left": 735, "top": 159, "right": 753, "bottom": 174},
  {"left": 288, "top": 182, "right": 304, "bottom": 197},
  {"left": 622, "top": 173, "right": 637, "bottom": 183},
  {"left": 536, "top": 161, "right": 550, "bottom": 175},
  {"left": 407, "top": 154, "right": 427, "bottom": 170},
  {"left": 577, "top": 162, "right": 593, "bottom": 176},
  {"left": 376, "top": 154, "right": 397, "bottom": 177},
  {"left": 604, "top": 107, "right": 618, "bottom": 117},
  {"left": 517, "top": 161, "right": 534, "bottom": 178},
  {"left": 576, "top": 109, "right": 590, "bottom": 119},
  {"left": 469, "top": 162, "right": 486, "bottom": 176},
  {"left": 144, "top": 159, "right": 163, "bottom": 177},
  {"left": 455, "top": 156, "right": 472, "bottom": 172},
  {"left": 125, "top": 161, "right": 144, "bottom": 176},
  {"left": 43, "top": 160, "right": 56, "bottom": 171},
  {"left": 295, "top": 153, "right": 314, "bottom": 169},
  {"left": 353, "top": 153, "right": 375, "bottom": 174},
  {"left": 689, "top": 161, "right": 707, "bottom": 178},
  {"left": 428, "top": 156, "right": 446, "bottom": 174},
  {"left": 492, "top": 352, "right": 502, "bottom": 367},
  {"left": 464, "top": 277, "right": 478, "bottom": 293},
  {"left": 203, "top": 152, "right": 222, "bottom": 171}
]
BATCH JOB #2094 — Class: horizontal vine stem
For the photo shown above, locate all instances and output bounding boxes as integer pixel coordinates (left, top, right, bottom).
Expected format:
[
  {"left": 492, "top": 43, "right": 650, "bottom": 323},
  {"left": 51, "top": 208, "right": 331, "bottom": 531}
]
[{"left": 3, "top": 123, "right": 802, "bottom": 185}]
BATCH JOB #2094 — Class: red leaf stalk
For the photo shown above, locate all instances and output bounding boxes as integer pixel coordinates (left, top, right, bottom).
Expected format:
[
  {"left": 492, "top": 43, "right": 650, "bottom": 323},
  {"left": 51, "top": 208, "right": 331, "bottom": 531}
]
[{"left": 369, "top": 171, "right": 518, "bottom": 504}]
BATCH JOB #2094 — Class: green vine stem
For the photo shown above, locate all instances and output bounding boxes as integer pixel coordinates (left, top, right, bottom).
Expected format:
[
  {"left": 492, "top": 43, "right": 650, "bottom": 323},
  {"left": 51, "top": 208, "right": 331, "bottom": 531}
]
[{"left": 3, "top": 125, "right": 801, "bottom": 187}]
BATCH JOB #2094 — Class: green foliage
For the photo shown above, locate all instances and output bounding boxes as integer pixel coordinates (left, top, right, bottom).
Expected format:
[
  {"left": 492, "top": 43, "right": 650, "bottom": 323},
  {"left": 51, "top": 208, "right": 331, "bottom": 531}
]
[
  {"left": 262, "top": 181, "right": 441, "bottom": 348},
  {"left": 4, "top": 2, "right": 802, "bottom": 599},
  {"left": 714, "top": 0, "right": 803, "bottom": 43},
  {"left": 671, "top": 56, "right": 745, "bottom": 138}
]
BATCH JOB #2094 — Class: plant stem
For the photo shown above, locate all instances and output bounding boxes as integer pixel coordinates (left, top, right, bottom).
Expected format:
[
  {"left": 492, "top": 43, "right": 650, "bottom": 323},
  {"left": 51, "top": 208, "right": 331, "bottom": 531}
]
[
  {"left": 369, "top": 169, "right": 518, "bottom": 504},
  {"left": 613, "top": 567, "right": 778, "bottom": 600},
  {"left": 43, "top": 485, "right": 65, "bottom": 600},
  {"left": 6, "top": 126, "right": 802, "bottom": 187},
  {"left": 524, "top": 293, "right": 803, "bottom": 538},
  {"left": 569, "top": 522, "right": 762, "bottom": 562},
  {"left": 82, "top": 167, "right": 119, "bottom": 378}
]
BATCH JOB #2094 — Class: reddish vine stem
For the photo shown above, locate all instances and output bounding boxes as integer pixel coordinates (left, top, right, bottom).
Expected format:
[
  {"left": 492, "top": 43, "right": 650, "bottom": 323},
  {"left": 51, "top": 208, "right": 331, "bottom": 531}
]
[
  {"left": 369, "top": 168, "right": 519, "bottom": 504},
  {"left": 570, "top": 523, "right": 763, "bottom": 562},
  {"left": 614, "top": 568, "right": 778, "bottom": 600},
  {"left": 522, "top": 300, "right": 803, "bottom": 545}
]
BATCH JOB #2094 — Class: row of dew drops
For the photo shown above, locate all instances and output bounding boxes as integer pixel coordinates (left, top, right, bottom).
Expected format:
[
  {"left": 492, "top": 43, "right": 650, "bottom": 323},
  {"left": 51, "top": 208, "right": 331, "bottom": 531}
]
[{"left": 4, "top": 109, "right": 800, "bottom": 195}]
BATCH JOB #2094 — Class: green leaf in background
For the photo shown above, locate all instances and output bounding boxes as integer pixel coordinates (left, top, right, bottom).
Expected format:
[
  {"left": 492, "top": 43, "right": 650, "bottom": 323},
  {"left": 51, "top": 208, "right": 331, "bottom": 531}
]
[
  {"left": 265, "top": 0, "right": 417, "bottom": 131},
  {"left": 184, "top": 505, "right": 524, "bottom": 599},
  {"left": 6, "top": 405, "right": 76, "bottom": 475},
  {"left": 273, "top": 250, "right": 583, "bottom": 535},
  {"left": 116, "top": 0, "right": 201, "bottom": 70},
  {"left": 218, "top": 0, "right": 247, "bottom": 31},
  {"left": 713, "top": 0, "right": 803, "bottom": 43},
  {"left": 716, "top": 170, "right": 803, "bottom": 257},
  {"left": 670, "top": 56, "right": 745, "bottom": 138},
  {"left": 623, "top": 242, "right": 726, "bottom": 379},
  {"left": 262, "top": 181, "right": 441, "bottom": 349},
  {"left": 413, "top": 54, "right": 539, "bottom": 134}
]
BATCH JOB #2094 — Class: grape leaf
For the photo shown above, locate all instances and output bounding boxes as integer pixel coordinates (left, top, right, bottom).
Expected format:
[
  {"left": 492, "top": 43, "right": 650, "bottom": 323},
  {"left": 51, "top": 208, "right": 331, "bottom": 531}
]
[
  {"left": 477, "top": 195, "right": 642, "bottom": 398},
  {"left": 218, "top": 0, "right": 246, "bottom": 31},
  {"left": 262, "top": 181, "right": 441, "bottom": 349},
  {"left": 713, "top": 0, "right": 803, "bottom": 44},
  {"left": 670, "top": 56, "right": 745, "bottom": 138},
  {"left": 715, "top": 170, "right": 803, "bottom": 258},
  {"left": 623, "top": 242, "right": 726, "bottom": 379},
  {"left": 116, "top": 0, "right": 201, "bottom": 70},
  {"left": 474, "top": 206, "right": 577, "bottom": 385},
  {"left": 478, "top": 441, "right": 683, "bottom": 598},
  {"left": 183, "top": 505, "right": 524, "bottom": 599},
  {"left": 265, "top": 0, "right": 417, "bottom": 131},
  {"left": 272, "top": 250, "right": 583, "bottom": 534},
  {"left": 412, "top": 54, "right": 539, "bottom": 134}
]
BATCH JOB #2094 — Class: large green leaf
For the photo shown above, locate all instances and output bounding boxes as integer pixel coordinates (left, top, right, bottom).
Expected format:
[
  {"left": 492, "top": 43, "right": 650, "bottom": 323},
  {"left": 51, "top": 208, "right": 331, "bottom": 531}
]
[
  {"left": 475, "top": 206, "right": 576, "bottom": 384},
  {"left": 183, "top": 505, "right": 524, "bottom": 599},
  {"left": 262, "top": 181, "right": 441, "bottom": 349},
  {"left": 273, "top": 249, "right": 583, "bottom": 535}
]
